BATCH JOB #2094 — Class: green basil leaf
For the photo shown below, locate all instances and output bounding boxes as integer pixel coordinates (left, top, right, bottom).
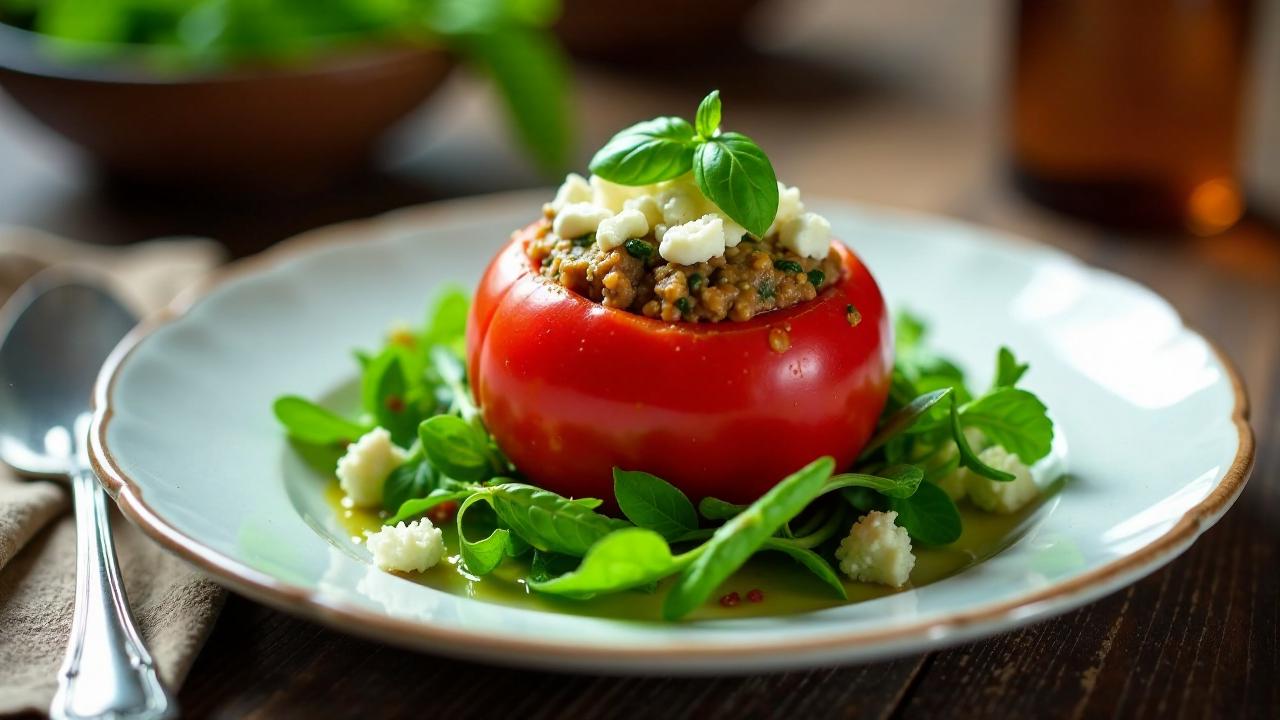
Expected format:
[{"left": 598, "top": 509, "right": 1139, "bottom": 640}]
[
  {"left": 424, "top": 286, "right": 470, "bottom": 355},
  {"left": 529, "top": 550, "right": 580, "bottom": 583},
  {"left": 824, "top": 464, "right": 924, "bottom": 500},
  {"left": 993, "top": 346, "right": 1030, "bottom": 389},
  {"left": 589, "top": 117, "right": 696, "bottom": 185},
  {"left": 484, "top": 483, "right": 630, "bottom": 556},
  {"left": 457, "top": 493, "right": 510, "bottom": 575},
  {"left": 613, "top": 469, "right": 699, "bottom": 541},
  {"left": 418, "top": 415, "right": 494, "bottom": 482},
  {"left": 530, "top": 528, "right": 679, "bottom": 599},
  {"left": 859, "top": 388, "right": 952, "bottom": 459},
  {"left": 693, "top": 132, "right": 779, "bottom": 238},
  {"left": 695, "top": 89, "right": 721, "bottom": 138},
  {"left": 382, "top": 459, "right": 436, "bottom": 512},
  {"left": 951, "top": 394, "right": 1015, "bottom": 481},
  {"left": 887, "top": 479, "right": 962, "bottom": 546},
  {"left": 663, "top": 457, "right": 834, "bottom": 620},
  {"left": 697, "top": 496, "right": 746, "bottom": 522},
  {"left": 385, "top": 488, "right": 473, "bottom": 526},
  {"left": 272, "top": 396, "right": 368, "bottom": 445},
  {"left": 758, "top": 539, "right": 847, "bottom": 599},
  {"left": 961, "top": 387, "right": 1054, "bottom": 464}
]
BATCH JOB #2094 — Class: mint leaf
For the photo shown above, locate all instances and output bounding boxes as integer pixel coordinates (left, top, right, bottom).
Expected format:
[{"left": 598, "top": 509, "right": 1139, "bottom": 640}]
[
  {"left": 589, "top": 117, "right": 696, "bottom": 185},
  {"left": 272, "top": 396, "right": 368, "bottom": 445},
  {"left": 888, "top": 480, "right": 962, "bottom": 546},
  {"left": 993, "top": 346, "right": 1029, "bottom": 389},
  {"left": 613, "top": 469, "right": 699, "bottom": 541},
  {"left": 693, "top": 132, "right": 779, "bottom": 237},
  {"left": 695, "top": 90, "right": 721, "bottom": 138},
  {"left": 961, "top": 387, "right": 1054, "bottom": 464}
]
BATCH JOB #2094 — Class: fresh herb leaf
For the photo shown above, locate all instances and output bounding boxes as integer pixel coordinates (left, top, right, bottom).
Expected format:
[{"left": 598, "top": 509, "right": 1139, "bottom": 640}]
[
  {"left": 369, "top": 352, "right": 418, "bottom": 447},
  {"left": 382, "top": 459, "right": 436, "bottom": 513},
  {"left": 688, "top": 273, "right": 705, "bottom": 292},
  {"left": 824, "top": 464, "right": 924, "bottom": 500},
  {"left": 272, "top": 396, "right": 368, "bottom": 445},
  {"left": 859, "top": 388, "right": 952, "bottom": 459},
  {"left": 424, "top": 285, "right": 470, "bottom": 355},
  {"left": 694, "top": 89, "right": 721, "bottom": 139},
  {"left": 773, "top": 259, "right": 804, "bottom": 273},
  {"left": 613, "top": 469, "right": 699, "bottom": 541},
  {"left": 663, "top": 457, "right": 834, "bottom": 620},
  {"left": 589, "top": 117, "right": 696, "bottom": 185},
  {"left": 418, "top": 415, "right": 496, "bottom": 482},
  {"left": 887, "top": 479, "right": 962, "bottom": 546},
  {"left": 624, "top": 238, "right": 654, "bottom": 259},
  {"left": 758, "top": 539, "right": 847, "bottom": 599},
  {"left": 840, "top": 486, "right": 886, "bottom": 513},
  {"left": 950, "top": 394, "right": 1015, "bottom": 481},
  {"left": 698, "top": 496, "right": 746, "bottom": 521},
  {"left": 529, "top": 550, "right": 580, "bottom": 583},
  {"left": 807, "top": 269, "right": 824, "bottom": 287},
  {"left": 961, "top": 387, "right": 1054, "bottom": 464},
  {"left": 483, "top": 483, "right": 630, "bottom": 556},
  {"left": 429, "top": 346, "right": 480, "bottom": 423},
  {"left": 993, "top": 346, "right": 1029, "bottom": 389},
  {"left": 457, "top": 494, "right": 510, "bottom": 575},
  {"left": 386, "top": 488, "right": 473, "bottom": 526},
  {"left": 693, "top": 131, "right": 779, "bottom": 238},
  {"left": 530, "top": 528, "right": 680, "bottom": 598}
]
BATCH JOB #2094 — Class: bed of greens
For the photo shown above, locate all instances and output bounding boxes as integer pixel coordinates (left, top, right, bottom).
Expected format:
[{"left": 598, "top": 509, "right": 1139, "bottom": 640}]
[{"left": 273, "top": 289, "right": 1057, "bottom": 621}]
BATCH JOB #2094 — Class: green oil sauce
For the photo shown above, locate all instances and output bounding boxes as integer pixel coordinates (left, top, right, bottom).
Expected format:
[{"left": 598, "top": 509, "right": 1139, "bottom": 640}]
[{"left": 329, "top": 483, "right": 1048, "bottom": 622}]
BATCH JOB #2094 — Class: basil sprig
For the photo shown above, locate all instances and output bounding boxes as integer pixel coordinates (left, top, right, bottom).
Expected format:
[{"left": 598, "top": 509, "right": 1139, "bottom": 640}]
[{"left": 588, "top": 90, "right": 780, "bottom": 237}]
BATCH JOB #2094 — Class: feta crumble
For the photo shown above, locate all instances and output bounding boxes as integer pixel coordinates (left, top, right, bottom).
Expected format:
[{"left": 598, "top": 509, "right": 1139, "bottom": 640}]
[
  {"left": 591, "top": 175, "right": 642, "bottom": 213},
  {"left": 367, "top": 518, "right": 445, "bottom": 573},
  {"left": 767, "top": 182, "right": 805, "bottom": 236},
  {"left": 835, "top": 510, "right": 916, "bottom": 588},
  {"left": 624, "top": 195, "right": 664, "bottom": 228},
  {"left": 659, "top": 214, "right": 727, "bottom": 265},
  {"left": 966, "top": 446, "right": 1040, "bottom": 514},
  {"left": 553, "top": 202, "right": 613, "bottom": 240},
  {"left": 336, "top": 427, "right": 407, "bottom": 508},
  {"left": 550, "top": 173, "right": 591, "bottom": 212},
  {"left": 932, "top": 428, "right": 988, "bottom": 502},
  {"left": 596, "top": 208, "right": 650, "bottom": 251},
  {"left": 778, "top": 211, "right": 832, "bottom": 259}
]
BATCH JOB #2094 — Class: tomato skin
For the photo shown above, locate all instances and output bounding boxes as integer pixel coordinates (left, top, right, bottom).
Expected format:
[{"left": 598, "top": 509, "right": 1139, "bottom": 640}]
[{"left": 467, "top": 222, "right": 893, "bottom": 504}]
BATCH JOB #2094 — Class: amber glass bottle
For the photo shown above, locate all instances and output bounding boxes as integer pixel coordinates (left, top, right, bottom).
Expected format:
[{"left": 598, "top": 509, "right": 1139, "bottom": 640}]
[{"left": 1010, "top": 0, "right": 1254, "bottom": 234}]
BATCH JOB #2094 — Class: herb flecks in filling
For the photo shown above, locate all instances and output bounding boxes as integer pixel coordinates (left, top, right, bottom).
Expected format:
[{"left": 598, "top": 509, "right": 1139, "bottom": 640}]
[{"left": 528, "top": 221, "right": 842, "bottom": 323}]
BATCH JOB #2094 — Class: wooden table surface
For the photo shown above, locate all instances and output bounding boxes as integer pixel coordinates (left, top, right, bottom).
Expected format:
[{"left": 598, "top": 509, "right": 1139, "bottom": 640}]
[{"left": 2, "top": 3, "right": 1277, "bottom": 718}]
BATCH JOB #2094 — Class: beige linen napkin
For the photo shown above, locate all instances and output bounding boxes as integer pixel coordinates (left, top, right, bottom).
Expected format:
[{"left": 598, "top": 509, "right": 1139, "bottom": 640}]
[{"left": 0, "top": 228, "right": 226, "bottom": 716}]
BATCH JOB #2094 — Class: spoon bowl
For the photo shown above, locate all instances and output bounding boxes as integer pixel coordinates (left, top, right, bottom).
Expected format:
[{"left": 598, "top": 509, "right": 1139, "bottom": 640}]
[{"left": 0, "top": 277, "right": 136, "bottom": 477}]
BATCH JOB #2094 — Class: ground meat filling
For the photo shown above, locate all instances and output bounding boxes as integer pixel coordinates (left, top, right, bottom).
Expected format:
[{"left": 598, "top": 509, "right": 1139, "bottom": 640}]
[{"left": 526, "top": 221, "right": 842, "bottom": 323}]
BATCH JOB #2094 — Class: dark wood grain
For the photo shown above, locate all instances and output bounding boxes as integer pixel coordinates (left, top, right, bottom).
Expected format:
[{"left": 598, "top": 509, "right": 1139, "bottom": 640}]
[{"left": 3, "top": 2, "right": 1278, "bottom": 717}]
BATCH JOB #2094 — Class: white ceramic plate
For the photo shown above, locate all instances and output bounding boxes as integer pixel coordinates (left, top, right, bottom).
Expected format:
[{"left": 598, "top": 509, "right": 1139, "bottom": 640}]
[{"left": 90, "top": 192, "right": 1253, "bottom": 674}]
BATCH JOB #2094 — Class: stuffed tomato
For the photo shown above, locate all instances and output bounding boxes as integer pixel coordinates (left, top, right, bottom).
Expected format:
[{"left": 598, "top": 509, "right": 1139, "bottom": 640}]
[{"left": 467, "top": 220, "right": 893, "bottom": 504}]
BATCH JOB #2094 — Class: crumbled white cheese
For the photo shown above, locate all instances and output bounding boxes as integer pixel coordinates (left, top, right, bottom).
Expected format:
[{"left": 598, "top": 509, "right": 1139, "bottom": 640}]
[
  {"left": 590, "top": 175, "right": 643, "bottom": 213},
  {"left": 596, "top": 208, "right": 650, "bottom": 250},
  {"left": 966, "top": 445, "right": 1039, "bottom": 514},
  {"left": 722, "top": 218, "right": 747, "bottom": 247},
  {"left": 657, "top": 177, "right": 711, "bottom": 227},
  {"left": 767, "top": 182, "right": 805, "bottom": 236},
  {"left": 336, "top": 427, "right": 407, "bottom": 508},
  {"left": 367, "top": 519, "right": 445, "bottom": 573},
  {"left": 659, "top": 214, "right": 727, "bottom": 265},
  {"left": 624, "top": 195, "right": 664, "bottom": 228},
  {"left": 550, "top": 173, "right": 592, "bottom": 212},
  {"left": 778, "top": 211, "right": 832, "bottom": 259},
  {"left": 553, "top": 202, "right": 613, "bottom": 240},
  {"left": 835, "top": 510, "right": 916, "bottom": 587}
]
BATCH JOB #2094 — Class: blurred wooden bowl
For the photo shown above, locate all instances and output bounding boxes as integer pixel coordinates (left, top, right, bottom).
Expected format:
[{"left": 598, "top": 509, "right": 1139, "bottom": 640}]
[
  {"left": 0, "top": 25, "right": 453, "bottom": 192},
  {"left": 556, "top": 0, "right": 766, "bottom": 60}
]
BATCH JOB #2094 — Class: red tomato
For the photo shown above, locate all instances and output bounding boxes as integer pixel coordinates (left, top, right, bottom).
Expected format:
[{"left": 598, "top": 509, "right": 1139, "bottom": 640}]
[{"left": 467, "top": 222, "right": 893, "bottom": 505}]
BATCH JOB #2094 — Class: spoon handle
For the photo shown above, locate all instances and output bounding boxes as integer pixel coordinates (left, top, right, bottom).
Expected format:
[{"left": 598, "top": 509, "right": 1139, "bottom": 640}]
[{"left": 50, "top": 468, "right": 176, "bottom": 720}]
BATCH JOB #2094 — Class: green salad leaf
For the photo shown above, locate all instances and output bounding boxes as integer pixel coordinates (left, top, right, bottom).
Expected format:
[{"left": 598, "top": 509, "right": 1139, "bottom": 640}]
[
  {"left": 697, "top": 496, "right": 747, "bottom": 521},
  {"left": 993, "top": 346, "right": 1029, "bottom": 389},
  {"left": 271, "top": 396, "right": 368, "bottom": 445},
  {"left": 466, "top": 483, "right": 629, "bottom": 560},
  {"left": 418, "top": 415, "right": 496, "bottom": 482},
  {"left": 960, "top": 387, "right": 1054, "bottom": 465},
  {"left": 386, "top": 488, "right": 473, "bottom": 526},
  {"left": 824, "top": 465, "right": 924, "bottom": 500},
  {"left": 950, "top": 394, "right": 1015, "bottom": 482},
  {"left": 529, "top": 528, "right": 680, "bottom": 599},
  {"left": 758, "top": 539, "right": 848, "bottom": 599},
  {"left": 887, "top": 479, "right": 962, "bottom": 546},
  {"left": 613, "top": 469, "right": 699, "bottom": 541},
  {"left": 382, "top": 457, "right": 435, "bottom": 513},
  {"left": 859, "top": 388, "right": 952, "bottom": 458}
]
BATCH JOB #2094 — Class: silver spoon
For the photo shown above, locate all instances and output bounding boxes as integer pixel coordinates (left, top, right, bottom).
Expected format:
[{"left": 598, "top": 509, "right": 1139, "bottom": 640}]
[{"left": 0, "top": 274, "right": 175, "bottom": 720}]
